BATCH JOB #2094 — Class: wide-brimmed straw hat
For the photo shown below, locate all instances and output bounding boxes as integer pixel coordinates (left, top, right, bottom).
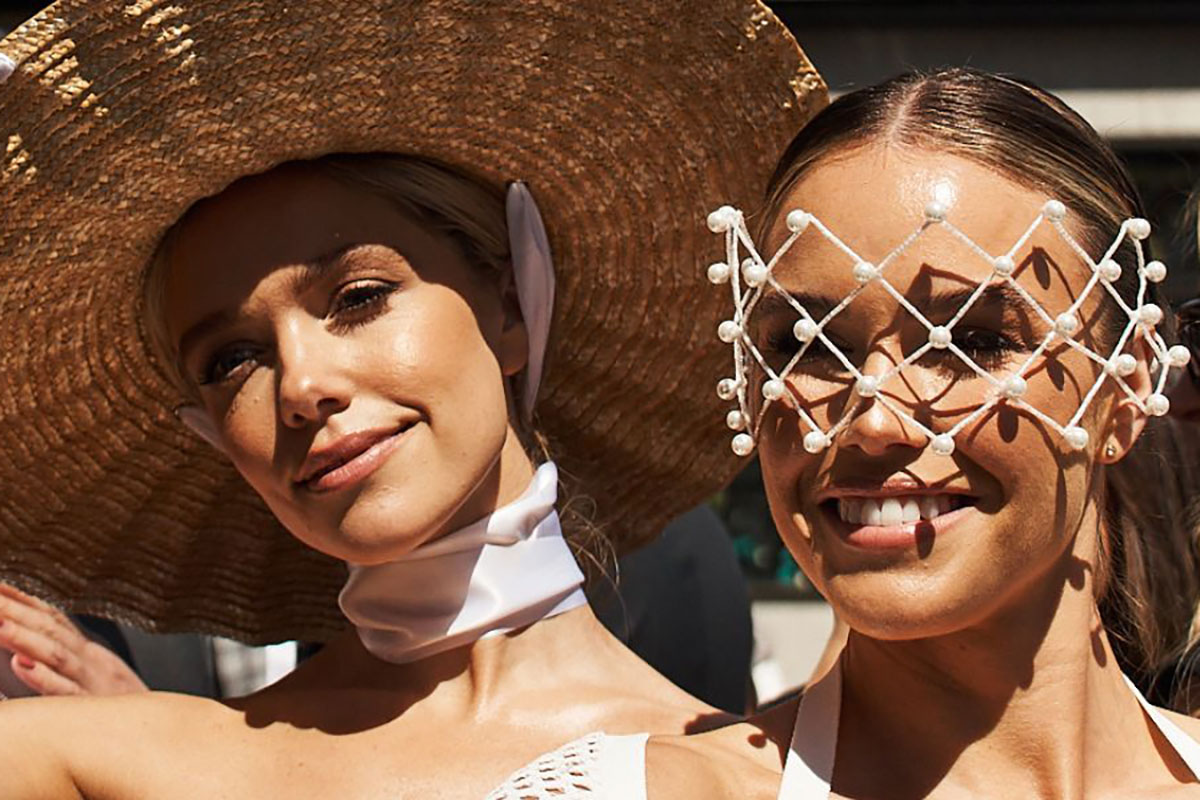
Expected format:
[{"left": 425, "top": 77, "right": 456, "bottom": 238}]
[{"left": 0, "top": 0, "right": 824, "bottom": 642}]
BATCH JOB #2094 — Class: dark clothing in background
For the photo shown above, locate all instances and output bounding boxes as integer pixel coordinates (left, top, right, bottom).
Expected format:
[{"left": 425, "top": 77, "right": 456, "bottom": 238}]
[
  {"left": 76, "top": 616, "right": 219, "bottom": 696},
  {"left": 590, "top": 505, "right": 753, "bottom": 714}
]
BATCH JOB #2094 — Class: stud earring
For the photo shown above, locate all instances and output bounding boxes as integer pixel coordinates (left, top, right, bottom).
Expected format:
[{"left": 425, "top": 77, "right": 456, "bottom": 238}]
[{"left": 1104, "top": 443, "right": 1117, "bottom": 459}]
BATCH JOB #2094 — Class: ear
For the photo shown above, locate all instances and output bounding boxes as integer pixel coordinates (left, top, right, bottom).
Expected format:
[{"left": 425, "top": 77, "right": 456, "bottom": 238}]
[
  {"left": 174, "top": 405, "right": 227, "bottom": 454},
  {"left": 494, "top": 265, "right": 530, "bottom": 379},
  {"left": 1099, "top": 338, "right": 1152, "bottom": 464}
]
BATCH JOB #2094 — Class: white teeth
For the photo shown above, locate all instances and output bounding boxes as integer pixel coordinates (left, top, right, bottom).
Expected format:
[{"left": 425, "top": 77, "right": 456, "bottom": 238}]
[
  {"left": 880, "top": 498, "right": 903, "bottom": 526},
  {"left": 836, "top": 495, "right": 962, "bottom": 525},
  {"left": 919, "top": 496, "right": 939, "bottom": 520}
]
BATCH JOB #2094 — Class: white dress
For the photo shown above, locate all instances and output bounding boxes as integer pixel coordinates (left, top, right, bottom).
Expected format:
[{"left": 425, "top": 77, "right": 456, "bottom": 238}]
[
  {"left": 486, "top": 732, "right": 648, "bottom": 800},
  {"left": 490, "top": 661, "right": 1200, "bottom": 799}
]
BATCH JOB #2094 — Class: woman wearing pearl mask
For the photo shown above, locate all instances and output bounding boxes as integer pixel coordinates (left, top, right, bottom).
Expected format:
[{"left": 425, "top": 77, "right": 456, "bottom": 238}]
[
  {"left": 0, "top": 0, "right": 825, "bottom": 795},
  {"left": 502, "top": 67, "right": 1200, "bottom": 798}
]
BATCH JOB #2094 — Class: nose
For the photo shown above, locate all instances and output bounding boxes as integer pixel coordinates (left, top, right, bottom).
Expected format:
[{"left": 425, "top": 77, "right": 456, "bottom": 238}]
[
  {"left": 275, "top": 316, "right": 352, "bottom": 428},
  {"left": 837, "top": 352, "right": 928, "bottom": 456}
]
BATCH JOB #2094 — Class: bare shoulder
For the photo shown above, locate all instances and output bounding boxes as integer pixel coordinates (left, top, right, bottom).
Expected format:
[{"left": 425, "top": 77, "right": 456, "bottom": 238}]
[
  {"left": 644, "top": 699, "right": 799, "bottom": 800},
  {"left": 0, "top": 691, "right": 242, "bottom": 799}
]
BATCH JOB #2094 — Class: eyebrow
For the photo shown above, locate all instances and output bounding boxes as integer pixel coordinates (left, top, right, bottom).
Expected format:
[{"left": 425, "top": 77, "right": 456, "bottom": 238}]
[
  {"left": 174, "top": 242, "right": 359, "bottom": 367},
  {"left": 755, "top": 282, "right": 1033, "bottom": 324}
]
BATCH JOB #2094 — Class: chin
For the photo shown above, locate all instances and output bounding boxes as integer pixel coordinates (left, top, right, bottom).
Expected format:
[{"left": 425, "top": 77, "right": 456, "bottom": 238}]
[{"left": 821, "top": 564, "right": 1010, "bottom": 642}]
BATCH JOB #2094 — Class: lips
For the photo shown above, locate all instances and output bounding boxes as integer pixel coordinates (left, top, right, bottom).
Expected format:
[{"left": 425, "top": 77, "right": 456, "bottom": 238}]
[{"left": 295, "top": 422, "right": 415, "bottom": 491}]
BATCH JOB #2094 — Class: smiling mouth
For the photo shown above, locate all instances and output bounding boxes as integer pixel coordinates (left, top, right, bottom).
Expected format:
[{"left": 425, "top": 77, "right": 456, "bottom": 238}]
[
  {"left": 297, "top": 421, "right": 417, "bottom": 493},
  {"left": 830, "top": 494, "right": 974, "bottom": 526}
]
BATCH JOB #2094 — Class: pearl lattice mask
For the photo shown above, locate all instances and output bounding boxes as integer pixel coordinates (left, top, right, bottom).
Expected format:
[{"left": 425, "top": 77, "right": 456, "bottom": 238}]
[{"left": 705, "top": 199, "right": 1190, "bottom": 458}]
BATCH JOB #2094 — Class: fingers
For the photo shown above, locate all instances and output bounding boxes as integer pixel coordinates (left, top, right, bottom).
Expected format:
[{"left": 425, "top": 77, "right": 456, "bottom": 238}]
[
  {"left": 0, "top": 588, "right": 81, "bottom": 650},
  {"left": 0, "top": 617, "right": 83, "bottom": 682},
  {"left": 9, "top": 653, "right": 83, "bottom": 697}
]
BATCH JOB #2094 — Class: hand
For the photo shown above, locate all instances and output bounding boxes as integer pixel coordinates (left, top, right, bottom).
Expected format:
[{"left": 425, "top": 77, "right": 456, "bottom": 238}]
[{"left": 0, "top": 584, "right": 147, "bottom": 696}]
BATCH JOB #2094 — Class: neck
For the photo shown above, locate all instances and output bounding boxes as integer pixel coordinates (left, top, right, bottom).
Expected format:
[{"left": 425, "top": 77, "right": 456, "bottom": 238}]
[{"left": 834, "top": 524, "right": 1169, "bottom": 798}]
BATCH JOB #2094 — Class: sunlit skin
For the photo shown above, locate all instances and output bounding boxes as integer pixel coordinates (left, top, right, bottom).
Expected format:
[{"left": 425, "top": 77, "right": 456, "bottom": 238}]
[
  {"left": 0, "top": 163, "right": 718, "bottom": 799},
  {"left": 646, "top": 145, "right": 1200, "bottom": 799}
]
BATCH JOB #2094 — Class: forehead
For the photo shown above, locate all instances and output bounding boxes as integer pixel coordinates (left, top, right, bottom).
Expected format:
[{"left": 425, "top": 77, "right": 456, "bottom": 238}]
[
  {"left": 767, "top": 145, "right": 1083, "bottom": 296},
  {"left": 160, "top": 164, "right": 447, "bottom": 342}
]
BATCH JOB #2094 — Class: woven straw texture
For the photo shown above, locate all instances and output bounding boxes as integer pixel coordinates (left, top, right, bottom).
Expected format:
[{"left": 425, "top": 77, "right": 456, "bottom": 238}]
[{"left": 0, "top": 0, "right": 825, "bottom": 643}]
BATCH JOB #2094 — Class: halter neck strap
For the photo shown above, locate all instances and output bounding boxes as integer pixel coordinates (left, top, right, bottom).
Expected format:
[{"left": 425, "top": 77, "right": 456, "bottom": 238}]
[{"left": 779, "top": 659, "right": 1200, "bottom": 798}]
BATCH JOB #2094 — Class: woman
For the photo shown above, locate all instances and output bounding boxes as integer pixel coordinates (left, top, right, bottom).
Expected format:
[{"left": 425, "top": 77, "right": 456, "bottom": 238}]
[
  {"left": 0, "top": 0, "right": 825, "bottom": 796},
  {"left": 506, "top": 68, "right": 1200, "bottom": 797}
]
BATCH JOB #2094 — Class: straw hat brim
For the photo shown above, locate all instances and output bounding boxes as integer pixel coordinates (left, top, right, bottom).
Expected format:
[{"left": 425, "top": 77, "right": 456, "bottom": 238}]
[{"left": 0, "top": 0, "right": 825, "bottom": 642}]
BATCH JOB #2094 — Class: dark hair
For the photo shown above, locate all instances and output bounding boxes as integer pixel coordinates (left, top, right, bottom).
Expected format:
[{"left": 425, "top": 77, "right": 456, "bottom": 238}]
[{"left": 763, "top": 67, "right": 1200, "bottom": 708}]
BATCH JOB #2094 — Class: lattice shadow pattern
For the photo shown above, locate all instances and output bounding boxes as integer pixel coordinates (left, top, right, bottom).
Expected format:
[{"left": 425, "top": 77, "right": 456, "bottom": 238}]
[{"left": 705, "top": 200, "right": 1190, "bottom": 457}]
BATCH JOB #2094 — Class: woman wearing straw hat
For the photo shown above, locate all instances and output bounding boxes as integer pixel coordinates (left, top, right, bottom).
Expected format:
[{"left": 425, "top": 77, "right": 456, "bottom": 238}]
[{"left": 0, "top": 0, "right": 824, "bottom": 795}]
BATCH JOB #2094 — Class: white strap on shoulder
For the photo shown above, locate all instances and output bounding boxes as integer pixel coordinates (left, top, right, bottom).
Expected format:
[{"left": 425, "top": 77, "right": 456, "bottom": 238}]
[
  {"left": 778, "top": 660, "right": 840, "bottom": 799},
  {"left": 598, "top": 732, "right": 650, "bottom": 800},
  {"left": 1124, "top": 674, "right": 1200, "bottom": 778}
]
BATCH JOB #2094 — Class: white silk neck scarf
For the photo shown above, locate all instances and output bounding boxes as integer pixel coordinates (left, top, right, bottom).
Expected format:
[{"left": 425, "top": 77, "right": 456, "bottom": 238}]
[{"left": 338, "top": 462, "right": 587, "bottom": 664}]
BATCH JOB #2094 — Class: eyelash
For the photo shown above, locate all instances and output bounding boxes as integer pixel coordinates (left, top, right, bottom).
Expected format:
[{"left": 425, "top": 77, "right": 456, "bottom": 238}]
[
  {"left": 197, "top": 280, "right": 397, "bottom": 386},
  {"left": 761, "top": 326, "right": 1022, "bottom": 374}
]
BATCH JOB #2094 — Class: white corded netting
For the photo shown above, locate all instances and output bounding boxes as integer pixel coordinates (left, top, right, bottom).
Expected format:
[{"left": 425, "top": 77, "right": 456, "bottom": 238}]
[{"left": 705, "top": 200, "right": 1190, "bottom": 458}]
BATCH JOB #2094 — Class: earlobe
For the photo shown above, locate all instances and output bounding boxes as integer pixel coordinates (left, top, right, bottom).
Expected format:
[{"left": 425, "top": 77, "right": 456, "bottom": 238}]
[
  {"left": 497, "top": 268, "right": 531, "bottom": 378},
  {"left": 1102, "top": 338, "right": 1153, "bottom": 463},
  {"left": 174, "top": 405, "right": 227, "bottom": 454}
]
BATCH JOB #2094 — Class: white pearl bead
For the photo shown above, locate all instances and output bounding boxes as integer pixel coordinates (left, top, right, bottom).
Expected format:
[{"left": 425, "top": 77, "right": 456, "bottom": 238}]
[
  {"left": 793, "top": 318, "right": 819, "bottom": 342},
  {"left": 731, "top": 433, "right": 755, "bottom": 456},
  {"left": 1098, "top": 259, "right": 1122, "bottom": 282},
  {"left": 1043, "top": 199, "right": 1067, "bottom": 222},
  {"left": 1054, "top": 312, "right": 1080, "bottom": 337},
  {"left": 928, "top": 326, "right": 952, "bottom": 349},
  {"left": 1064, "top": 426, "right": 1089, "bottom": 450},
  {"left": 930, "top": 434, "right": 955, "bottom": 456},
  {"left": 1146, "top": 394, "right": 1170, "bottom": 416},
  {"left": 762, "top": 379, "right": 786, "bottom": 401},
  {"left": 1111, "top": 353, "right": 1138, "bottom": 377},
  {"left": 0, "top": 54, "right": 14, "bottom": 85},
  {"left": 924, "top": 201, "right": 947, "bottom": 222},
  {"left": 716, "top": 378, "right": 739, "bottom": 400},
  {"left": 852, "top": 261, "right": 879, "bottom": 284},
  {"left": 706, "top": 205, "right": 737, "bottom": 233},
  {"left": 1002, "top": 375, "right": 1027, "bottom": 400},
  {"left": 855, "top": 375, "right": 879, "bottom": 397},
  {"left": 786, "top": 209, "right": 812, "bottom": 234},
  {"left": 1144, "top": 261, "right": 1168, "bottom": 283},
  {"left": 1169, "top": 345, "right": 1191, "bottom": 368},
  {"left": 707, "top": 262, "right": 731, "bottom": 284},
  {"left": 993, "top": 255, "right": 1016, "bottom": 277},
  {"left": 717, "top": 320, "right": 742, "bottom": 343},
  {"left": 1127, "top": 218, "right": 1152, "bottom": 241},
  {"left": 803, "top": 431, "right": 828, "bottom": 454},
  {"left": 726, "top": 409, "right": 747, "bottom": 430},
  {"left": 743, "top": 262, "right": 768, "bottom": 287},
  {"left": 1138, "top": 303, "right": 1163, "bottom": 326}
]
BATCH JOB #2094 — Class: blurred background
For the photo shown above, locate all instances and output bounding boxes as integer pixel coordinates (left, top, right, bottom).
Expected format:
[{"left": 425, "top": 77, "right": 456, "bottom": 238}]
[{"left": 4, "top": 0, "right": 1200, "bottom": 698}]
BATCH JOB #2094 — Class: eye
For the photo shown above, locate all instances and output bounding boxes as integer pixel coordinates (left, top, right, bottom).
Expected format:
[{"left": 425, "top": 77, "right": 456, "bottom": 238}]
[
  {"left": 199, "top": 343, "right": 262, "bottom": 386},
  {"left": 921, "top": 326, "right": 1022, "bottom": 373},
  {"left": 763, "top": 322, "right": 853, "bottom": 373},
  {"left": 328, "top": 279, "right": 396, "bottom": 329}
]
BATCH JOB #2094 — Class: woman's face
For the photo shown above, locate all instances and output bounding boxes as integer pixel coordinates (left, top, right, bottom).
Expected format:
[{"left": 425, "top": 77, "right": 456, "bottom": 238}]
[
  {"left": 163, "top": 164, "right": 534, "bottom": 564},
  {"left": 755, "top": 145, "right": 1146, "bottom": 639}
]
